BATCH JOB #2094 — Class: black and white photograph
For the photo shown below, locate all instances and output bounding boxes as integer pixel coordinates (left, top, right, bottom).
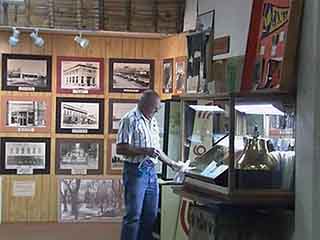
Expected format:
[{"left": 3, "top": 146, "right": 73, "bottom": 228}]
[
  {"left": 0, "top": 95, "right": 51, "bottom": 133},
  {"left": 56, "top": 98, "right": 104, "bottom": 134},
  {"left": 107, "top": 139, "right": 124, "bottom": 175},
  {"left": 0, "top": 138, "right": 50, "bottom": 174},
  {"left": 59, "top": 178, "right": 124, "bottom": 222},
  {"left": 175, "top": 57, "right": 187, "bottom": 94},
  {"left": 109, "top": 58, "right": 154, "bottom": 93},
  {"left": 108, "top": 99, "right": 138, "bottom": 134},
  {"left": 57, "top": 57, "right": 104, "bottom": 94},
  {"left": 7, "top": 100, "right": 46, "bottom": 128},
  {"left": 2, "top": 54, "right": 52, "bottom": 91},
  {"left": 56, "top": 139, "right": 104, "bottom": 175},
  {"left": 162, "top": 59, "right": 173, "bottom": 94},
  {"left": 197, "top": 10, "right": 215, "bottom": 33}
]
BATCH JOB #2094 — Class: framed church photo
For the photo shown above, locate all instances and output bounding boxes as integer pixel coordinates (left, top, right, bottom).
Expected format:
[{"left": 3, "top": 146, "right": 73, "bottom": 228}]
[{"left": 57, "top": 56, "right": 104, "bottom": 95}]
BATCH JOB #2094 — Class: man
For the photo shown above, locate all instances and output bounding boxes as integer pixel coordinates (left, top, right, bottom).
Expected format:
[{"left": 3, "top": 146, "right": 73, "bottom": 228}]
[{"left": 117, "top": 90, "right": 181, "bottom": 240}]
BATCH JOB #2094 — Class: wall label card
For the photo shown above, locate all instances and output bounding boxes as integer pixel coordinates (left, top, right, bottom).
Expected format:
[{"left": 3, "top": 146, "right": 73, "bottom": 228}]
[{"left": 13, "top": 181, "right": 35, "bottom": 197}]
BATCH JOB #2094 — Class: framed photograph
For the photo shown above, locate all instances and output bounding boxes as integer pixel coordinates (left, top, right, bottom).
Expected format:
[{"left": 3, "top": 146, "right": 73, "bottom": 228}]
[
  {"left": 107, "top": 138, "right": 124, "bottom": 175},
  {"left": 174, "top": 57, "right": 187, "bottom": 94},
  {"left": 0, "top": 137, "right": 50, "bottom": 175},
  {"left": 57, "top": 56, "right": 104, "bottom": 94},
  {"left": 1, "top": 53, "right": 52, "bottom": 92},
  {"left": 109, "top": 58, "right": 154, "bottom": 93},
  {"left": 241, "top": 0, "right": 303, "bottom": 92},
  {"left": 108, "top": 99, "right": 138, "bottom": 134},
  {"left": 56, "top": 97, "right": 104, "bottom": 134},
  {"left": 0, "top": 95, "right": 51, "bottom": 133},
  {"left": 56, "top": 139, "right": 104, "bottom": 175},
  {"left": 162, "top": 58, "right": 173, "bottom": 94},
  {"left": 58, "top": 178, "right": 124, "bottom": 222}
]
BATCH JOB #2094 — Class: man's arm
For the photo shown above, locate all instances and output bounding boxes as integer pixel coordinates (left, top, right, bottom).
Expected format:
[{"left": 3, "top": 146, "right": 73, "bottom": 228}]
[
  {"left": 116, "top": 143, "right": 159, "bottom": 158},
  {"left": 158, "top": 150, "right": 183, "bottom": 170}
]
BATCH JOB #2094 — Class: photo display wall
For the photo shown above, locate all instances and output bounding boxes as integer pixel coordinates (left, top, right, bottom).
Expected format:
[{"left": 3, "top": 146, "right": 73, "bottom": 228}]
[{"left": 0, "top": 53, "right": 162, "bottom": 178}]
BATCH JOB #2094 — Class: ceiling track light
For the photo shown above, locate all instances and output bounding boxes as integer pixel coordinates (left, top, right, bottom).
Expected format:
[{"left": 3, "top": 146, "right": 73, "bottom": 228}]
[
  {"left": 30, "top": 28, "right": 44, "bottom": 48},
  {"left": 8, "top": 27, "right": 20, "bottom": 47},
  {"left": 74, "top": 33, "right": 89, "bottom": 48}
]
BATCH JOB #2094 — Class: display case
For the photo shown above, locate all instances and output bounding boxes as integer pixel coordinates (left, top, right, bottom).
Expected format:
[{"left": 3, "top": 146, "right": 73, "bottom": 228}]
[
  {"left": 158, "top": 98, "right": 182, "bottom": 180},
  {"left": 181, "top": 92, "right": 295, "bottom": 206}
]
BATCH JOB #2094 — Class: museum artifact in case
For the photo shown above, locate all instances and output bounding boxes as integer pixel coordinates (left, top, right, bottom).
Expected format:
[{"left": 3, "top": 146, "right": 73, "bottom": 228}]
[{"left": 181, "top": 92, "right": 295, "bottom": 205}]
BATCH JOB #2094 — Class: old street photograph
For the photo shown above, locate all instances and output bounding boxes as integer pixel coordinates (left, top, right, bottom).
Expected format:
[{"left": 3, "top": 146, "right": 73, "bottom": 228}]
[
  {"left": 59, "top": 179, "right": 124, "bottom": 222},
  {"left": 112, "top": 62, "right": 151, "bottom": 90}
]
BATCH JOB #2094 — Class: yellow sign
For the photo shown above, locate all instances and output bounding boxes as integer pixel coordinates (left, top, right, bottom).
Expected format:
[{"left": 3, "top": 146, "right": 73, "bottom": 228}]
[{"left": 262, "top": 3, "right": 289, "bottom": 38}]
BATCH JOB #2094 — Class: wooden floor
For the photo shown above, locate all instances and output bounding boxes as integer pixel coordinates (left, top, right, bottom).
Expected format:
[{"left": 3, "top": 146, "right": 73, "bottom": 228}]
[{"left": 0, "top": 223, "right": 121, "bottom": 240}]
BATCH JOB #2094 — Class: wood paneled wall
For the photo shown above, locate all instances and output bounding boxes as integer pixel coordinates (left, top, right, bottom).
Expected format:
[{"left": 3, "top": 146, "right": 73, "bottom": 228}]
[{"left": 0, "top": 30, "right": 186, "bottom": 223}]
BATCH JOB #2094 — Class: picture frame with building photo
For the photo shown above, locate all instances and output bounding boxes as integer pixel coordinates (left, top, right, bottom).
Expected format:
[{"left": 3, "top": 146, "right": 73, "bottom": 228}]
[
  {"left": 109, "top": 58, "right": 154, "bottom": 93},
  {"left": 107, "top": 138, "right": 124, "bottom": 175},
  {"left": 0, "top": 137, "right": 50, "bottom": 175},
  {"left": 56, "top": 139, "right": 104, "bottom": 175},
  {"left": 108, "top": 99, "right": 138, "bottom": 134},
  {"left": 1, "top": 53, "right": 52, "bottom": 92},
  {"left": 162, "top": 58, "right": 173, "bottom": 94},
  {"left": 0, "top": 95, "right": 51, "bottom": 133},
  {"left": 57, "top": 56, "right": 104, "bottom": 94},
  {"left": 58, "top": 178, "right": 124, "bottom": 222},
  {"left": 56, "top": 97, "right": 104, "bottom": 134}
]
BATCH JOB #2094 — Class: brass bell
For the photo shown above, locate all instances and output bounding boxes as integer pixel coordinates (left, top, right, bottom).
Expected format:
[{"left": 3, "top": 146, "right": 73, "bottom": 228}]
[{"left": 237, "top": 134, "right": 277, "bottom": 171}]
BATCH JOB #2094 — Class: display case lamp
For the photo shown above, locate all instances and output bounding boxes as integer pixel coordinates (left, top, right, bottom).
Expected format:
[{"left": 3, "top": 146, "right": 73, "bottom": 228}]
[
  {"left": 189, "top": 105, "right": 225, "bottom": 112},
  {"left": 235, "top": 104, "right": 284, "bottom": 115}
]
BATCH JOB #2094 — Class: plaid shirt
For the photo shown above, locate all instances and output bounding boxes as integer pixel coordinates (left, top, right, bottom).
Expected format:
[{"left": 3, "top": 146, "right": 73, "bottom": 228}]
[{"left": 116, "top": 107, "right": 160, "bottom": 163}]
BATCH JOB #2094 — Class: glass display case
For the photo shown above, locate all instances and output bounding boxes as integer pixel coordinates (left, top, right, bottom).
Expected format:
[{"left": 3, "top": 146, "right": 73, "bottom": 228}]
[
  {"left": 157, "top": 98, "right": 182, "bottom": 180},
  {"left": 182, "top": 92, "right": 295, "bottom": 205}
]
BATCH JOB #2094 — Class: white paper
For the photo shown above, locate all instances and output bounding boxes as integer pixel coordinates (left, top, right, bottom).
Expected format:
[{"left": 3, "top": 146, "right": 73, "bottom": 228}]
[
  {"left": 71, "top": 169, "right": 87, "bottom": 175},
  {"left": 13, "top": 181, "right": 35, "bottom": 197},
  {"left": 17, "top": 167, "right": 34, "bottom": 175}
]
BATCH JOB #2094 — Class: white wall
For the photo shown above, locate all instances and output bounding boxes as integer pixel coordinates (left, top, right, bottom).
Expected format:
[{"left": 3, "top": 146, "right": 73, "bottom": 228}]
[{"left": 198, "top": 0, "right": 253, "bottom": 60}]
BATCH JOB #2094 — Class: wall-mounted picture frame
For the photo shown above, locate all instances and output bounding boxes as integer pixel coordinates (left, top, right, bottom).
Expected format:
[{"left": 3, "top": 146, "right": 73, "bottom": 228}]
[
  {"left": 109, "top": 58, "right": 154, "bottom": 93},
  {"left": 58, "top": 178, "right": 124, "bottom": 222},
  {"left": 57, "top": 56, "right": 104, "bottom": 95},
  {"left": 0, "top": 137, "right": 50, "bottom": 175},
  {"left": 174, "top": 57, "right": 187, "bottom": 94},
  {"left": 108, "top": 99, "right": 138, "bottom": 134},
  {"left": 1, "top": 53, "right": 52, "bottom": 92},
  {"left": 162, "top": 58, "right": 174, "bottom": 94},
  {"left": 56, "top": 97, "right": 104, "bottom": 134},
  {"left": 107, "top": 138, "right": 124, "bottom": 175},
  {"left": 56, "top": 138, "right": 104, "bottom": 175},
  {"left": 0, "top": 95, "right": 51, "bottom": 133}
]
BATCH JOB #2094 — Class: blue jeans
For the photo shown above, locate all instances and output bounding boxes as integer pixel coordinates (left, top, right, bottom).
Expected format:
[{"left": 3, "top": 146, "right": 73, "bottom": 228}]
[{"left": 120, "top": 160, "right": 159, "bottom": 240}]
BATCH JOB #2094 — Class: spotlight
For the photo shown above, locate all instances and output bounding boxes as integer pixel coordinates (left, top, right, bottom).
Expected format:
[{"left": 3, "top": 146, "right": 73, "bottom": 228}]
[
  {"left": 30, "top": 28, "right": 44, "bottom": 48},
  {"left": 74, "top": 33, "right": 89, "bottom": 48},
  {"left": 8, "top": 27, "right": 20, "bottom": 47}
]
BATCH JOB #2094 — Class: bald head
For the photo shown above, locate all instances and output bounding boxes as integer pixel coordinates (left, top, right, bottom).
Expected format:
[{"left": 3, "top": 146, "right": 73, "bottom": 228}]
[{"left": 138, "top": 90, "right": 161, "bottom": 119}]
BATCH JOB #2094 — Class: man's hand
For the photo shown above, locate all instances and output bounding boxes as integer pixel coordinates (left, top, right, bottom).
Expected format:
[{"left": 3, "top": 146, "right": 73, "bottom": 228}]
[
  {"left": 145, "top": 147, "right": 161, "bottom": 158},
  {"left": 170, "top": 161, "right": 185, "bottom": 171}
]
